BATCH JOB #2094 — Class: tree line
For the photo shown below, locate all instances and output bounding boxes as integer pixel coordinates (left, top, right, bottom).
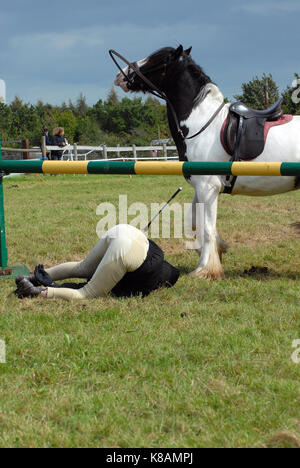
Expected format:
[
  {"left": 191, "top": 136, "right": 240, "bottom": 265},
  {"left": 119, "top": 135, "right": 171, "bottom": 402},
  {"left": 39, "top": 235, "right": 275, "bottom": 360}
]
[{"left": 0, "top": 74, "right": 299, "bottom": 146}]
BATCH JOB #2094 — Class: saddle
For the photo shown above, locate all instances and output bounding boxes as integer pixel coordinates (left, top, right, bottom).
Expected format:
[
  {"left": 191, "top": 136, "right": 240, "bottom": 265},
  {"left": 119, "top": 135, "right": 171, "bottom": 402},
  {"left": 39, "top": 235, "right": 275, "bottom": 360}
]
[
  {"left": 220, "top": 98, "right": 295, "bottom": 193},
  {"left": 222, "top": 98, "right": 283, "bottom": 162}
]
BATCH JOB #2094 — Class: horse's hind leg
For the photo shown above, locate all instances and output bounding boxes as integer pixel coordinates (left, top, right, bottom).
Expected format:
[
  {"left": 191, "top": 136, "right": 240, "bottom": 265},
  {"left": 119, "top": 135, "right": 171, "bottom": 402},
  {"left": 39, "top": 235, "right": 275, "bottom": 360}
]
[
  {"left": 184, "top": 193, "right": 202, "bottom": 253},
  {"left": 217, "top": 234, "right": 230, "bottom": 263}
]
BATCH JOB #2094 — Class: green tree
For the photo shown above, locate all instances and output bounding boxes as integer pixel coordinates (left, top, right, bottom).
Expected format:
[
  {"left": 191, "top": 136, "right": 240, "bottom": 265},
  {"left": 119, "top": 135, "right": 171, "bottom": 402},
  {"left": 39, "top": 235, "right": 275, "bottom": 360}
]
[
  {"left": 0, "top": 103, "right": 12, "bottom": 140},
  {"left": 281, "top": 73, "right": 300, "bottom": 115},
  {"left": 107, "top": 87, "right": 119, "bottom": 104},
  {"left": 234, "top": 73, "right": 279, "bottom": 109},
  {"left": 76, "top": 93, "right": 88, "bottom": 117},
  {"left": 0, "top": 87, "right": 171, "bottom": 146},
  {"left": 52, "top": 110, "right": 77, "bottom": 142},
  {"left": 74, "top": 116, "right": 103, "bottom": 144}
]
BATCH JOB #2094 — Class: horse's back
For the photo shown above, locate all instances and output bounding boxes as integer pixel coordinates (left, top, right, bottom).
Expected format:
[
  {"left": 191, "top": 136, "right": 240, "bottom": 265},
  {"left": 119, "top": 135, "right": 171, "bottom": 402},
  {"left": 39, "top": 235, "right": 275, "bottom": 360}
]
[{"left": 262, "top": 114, "right": 300, "bottom": 163}]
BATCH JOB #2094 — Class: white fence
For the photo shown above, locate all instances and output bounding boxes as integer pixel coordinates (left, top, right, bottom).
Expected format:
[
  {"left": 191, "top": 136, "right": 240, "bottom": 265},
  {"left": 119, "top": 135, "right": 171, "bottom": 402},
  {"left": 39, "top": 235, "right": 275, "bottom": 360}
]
[
  {"left": 1, "top": 143, "right": 179, "bottom": 161},
  {"left": 50, "top": 144, "right": 178, "bottom": 161}
]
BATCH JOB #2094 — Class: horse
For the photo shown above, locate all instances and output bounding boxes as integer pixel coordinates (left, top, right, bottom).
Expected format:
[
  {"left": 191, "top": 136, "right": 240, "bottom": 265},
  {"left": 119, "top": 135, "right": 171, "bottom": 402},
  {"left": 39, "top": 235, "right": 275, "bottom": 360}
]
[{"left": 114, "top": 45, "right": 300, "bottom": 279}]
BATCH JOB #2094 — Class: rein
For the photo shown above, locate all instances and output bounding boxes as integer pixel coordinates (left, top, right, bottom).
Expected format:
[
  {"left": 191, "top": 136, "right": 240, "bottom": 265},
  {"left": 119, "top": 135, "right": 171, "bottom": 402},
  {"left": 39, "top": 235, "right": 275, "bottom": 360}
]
[{"left": 109, "top": 50, "right": 225, "bottom": 141}]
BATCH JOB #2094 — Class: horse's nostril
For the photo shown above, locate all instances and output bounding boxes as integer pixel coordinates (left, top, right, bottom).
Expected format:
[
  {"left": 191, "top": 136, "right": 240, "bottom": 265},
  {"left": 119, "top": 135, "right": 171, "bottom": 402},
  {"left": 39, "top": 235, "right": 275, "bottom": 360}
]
[{"left": 114, "top": 73, "right": 122, "bottom": 85}]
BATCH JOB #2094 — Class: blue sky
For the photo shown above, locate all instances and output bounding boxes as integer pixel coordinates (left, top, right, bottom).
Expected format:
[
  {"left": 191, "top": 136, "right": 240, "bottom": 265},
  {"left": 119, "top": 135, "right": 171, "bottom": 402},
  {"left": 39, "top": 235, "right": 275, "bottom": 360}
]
[{"left": 0, "top": 0, "right": 299, "bottom": 105}]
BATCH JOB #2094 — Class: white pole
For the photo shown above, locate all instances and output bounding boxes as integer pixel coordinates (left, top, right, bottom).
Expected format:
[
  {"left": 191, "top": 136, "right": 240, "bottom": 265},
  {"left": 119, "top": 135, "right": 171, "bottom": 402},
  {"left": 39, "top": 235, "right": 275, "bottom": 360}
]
[
  {"left": 74, "top": 143, "right": 78, "bottom": 161},
  {"left": 163, "top": 143, "right": 167, "bottom": 161},
  {"left": 102, "top": 144, "right": 108, "bottom": 159},
  {"left": 132, "top": 144, "right": 137, "bottom": 161}
]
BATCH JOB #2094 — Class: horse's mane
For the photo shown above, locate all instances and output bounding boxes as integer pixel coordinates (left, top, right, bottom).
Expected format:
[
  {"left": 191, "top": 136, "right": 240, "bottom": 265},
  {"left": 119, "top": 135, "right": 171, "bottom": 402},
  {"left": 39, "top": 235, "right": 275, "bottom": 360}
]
[
  {"left": 182, "top": 55, "right": 212, "bottom": 87},
  {"left": 148, "top": 47, "right": 214, "bottom": 106},
  {"left": 151, "top": 47, "right": 211, "bottom": 87}
]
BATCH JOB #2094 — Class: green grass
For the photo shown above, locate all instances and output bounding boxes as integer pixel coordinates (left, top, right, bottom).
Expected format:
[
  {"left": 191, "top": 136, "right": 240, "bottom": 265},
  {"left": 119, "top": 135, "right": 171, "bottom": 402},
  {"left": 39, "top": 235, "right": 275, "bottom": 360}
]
[{"left": 0, "top": 173, "right": 299, "bottom": 448}]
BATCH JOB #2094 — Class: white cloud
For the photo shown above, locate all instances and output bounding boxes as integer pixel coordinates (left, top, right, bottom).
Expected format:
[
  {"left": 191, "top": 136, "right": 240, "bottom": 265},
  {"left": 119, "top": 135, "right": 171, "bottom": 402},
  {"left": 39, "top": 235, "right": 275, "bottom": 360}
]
[
  {"left": 235, "top": 1, "right": 300, "bottom": 14},
  {"left": 9, "top": 22, "right": 219, "bottom": 57},
  {"left": 3, "top": 21, "right": 221, "bottom": 103},
  {"left": 10, "top": 29, "right": 105, "bottom": 52}
]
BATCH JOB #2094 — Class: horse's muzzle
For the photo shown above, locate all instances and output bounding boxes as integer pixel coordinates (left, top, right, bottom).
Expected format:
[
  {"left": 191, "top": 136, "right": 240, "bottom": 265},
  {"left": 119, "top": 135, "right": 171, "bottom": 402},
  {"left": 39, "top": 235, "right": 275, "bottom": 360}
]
[{"left": 114, "top": 72, "right": 129, "bottom": 92}]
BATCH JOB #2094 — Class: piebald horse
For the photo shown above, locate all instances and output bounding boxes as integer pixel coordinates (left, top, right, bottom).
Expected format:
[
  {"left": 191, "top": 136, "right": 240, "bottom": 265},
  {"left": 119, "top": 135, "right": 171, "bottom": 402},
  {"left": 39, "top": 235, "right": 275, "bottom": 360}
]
[{"left": 114, "top": 45, "right": 300, "bottom": 279}]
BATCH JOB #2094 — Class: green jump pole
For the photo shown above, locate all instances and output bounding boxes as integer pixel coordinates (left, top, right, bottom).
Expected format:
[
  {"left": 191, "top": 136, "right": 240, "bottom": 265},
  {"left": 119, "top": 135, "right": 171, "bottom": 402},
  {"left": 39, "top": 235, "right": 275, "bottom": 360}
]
[
  {"left": 0, "top": 138, "right": 30, "bottom": 279},
  {"left": 0, "top": 138, "right": 8, "bottom": 270}
]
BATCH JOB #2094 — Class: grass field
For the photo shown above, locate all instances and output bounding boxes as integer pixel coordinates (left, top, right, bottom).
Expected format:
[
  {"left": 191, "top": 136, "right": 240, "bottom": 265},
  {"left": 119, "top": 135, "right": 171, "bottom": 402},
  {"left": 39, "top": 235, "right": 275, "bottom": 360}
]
[{"left": 0, "top": 173, "right": 299, "bottom": 448}]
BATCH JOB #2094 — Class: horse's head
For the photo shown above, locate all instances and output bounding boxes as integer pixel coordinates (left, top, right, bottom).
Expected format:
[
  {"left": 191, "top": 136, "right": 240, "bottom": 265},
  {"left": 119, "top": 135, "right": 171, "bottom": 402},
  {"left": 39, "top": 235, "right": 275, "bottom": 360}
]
[{"left": 114, "top": 45, "right": 192, "bottom": 93}]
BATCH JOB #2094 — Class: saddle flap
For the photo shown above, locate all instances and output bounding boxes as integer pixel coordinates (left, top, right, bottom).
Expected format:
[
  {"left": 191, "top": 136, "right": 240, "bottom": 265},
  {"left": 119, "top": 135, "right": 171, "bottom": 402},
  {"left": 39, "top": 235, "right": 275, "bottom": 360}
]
[
  {"left": 238, "top": 118, "right": 265, "bottom": 161},
  {"left": 221, "top": 115, "right": 267, "bottom": 161},
  {"left": 221, "top": 114, "right": 237, "bottom": 156}
]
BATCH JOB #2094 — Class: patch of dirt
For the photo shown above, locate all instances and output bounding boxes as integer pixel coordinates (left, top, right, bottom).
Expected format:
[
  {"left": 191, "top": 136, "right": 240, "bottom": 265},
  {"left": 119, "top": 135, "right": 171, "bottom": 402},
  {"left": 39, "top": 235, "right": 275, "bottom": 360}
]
[
  {"left": 291, "top": 222, "right": 300, "bottom": 235},
  {"left": 226, "top": 222, "right": 300, "bottom": 247},
  {"left": 153, "top": 239, "right": 185, "bottom": 255},
  {"left": 265, "top": 431, "right": 300, "bottom": 449}
]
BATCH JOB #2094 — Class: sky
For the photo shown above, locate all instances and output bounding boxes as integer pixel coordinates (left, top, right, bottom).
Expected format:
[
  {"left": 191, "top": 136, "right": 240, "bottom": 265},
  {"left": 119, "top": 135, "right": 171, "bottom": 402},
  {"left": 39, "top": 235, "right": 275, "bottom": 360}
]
[{"left": 0, "top": 0, "right": 299, "bottom": 105}]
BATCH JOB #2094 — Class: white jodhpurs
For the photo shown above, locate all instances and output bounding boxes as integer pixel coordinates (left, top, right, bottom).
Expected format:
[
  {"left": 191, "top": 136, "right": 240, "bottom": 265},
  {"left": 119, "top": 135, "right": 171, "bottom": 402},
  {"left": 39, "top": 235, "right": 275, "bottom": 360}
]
[{"left": 45, "top": 225, "right": 149, "bottom": 300}]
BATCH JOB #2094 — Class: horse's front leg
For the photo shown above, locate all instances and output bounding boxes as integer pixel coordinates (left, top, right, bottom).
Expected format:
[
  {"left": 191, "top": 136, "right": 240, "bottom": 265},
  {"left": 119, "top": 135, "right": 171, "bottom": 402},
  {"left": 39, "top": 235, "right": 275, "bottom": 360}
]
[
  {"left": 185, "top": 186, "right": 229, "bottom": 264},
  {"left": 189, "top": 177, "right": 224, "bottom": 280}
]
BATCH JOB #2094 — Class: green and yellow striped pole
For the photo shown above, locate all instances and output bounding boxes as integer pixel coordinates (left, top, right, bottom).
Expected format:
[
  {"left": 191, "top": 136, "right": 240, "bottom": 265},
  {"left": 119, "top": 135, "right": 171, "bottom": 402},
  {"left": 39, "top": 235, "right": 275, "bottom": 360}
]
[{"left": 0, "top": 160, "right": 300, "bottom": 176}]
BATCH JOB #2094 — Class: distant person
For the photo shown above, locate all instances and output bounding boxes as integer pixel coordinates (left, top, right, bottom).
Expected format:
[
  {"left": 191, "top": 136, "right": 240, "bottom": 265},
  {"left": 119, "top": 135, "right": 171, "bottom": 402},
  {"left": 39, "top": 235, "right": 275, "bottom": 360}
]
[
  {"left": 43, "top": 128, "right": 51, "bottom": 145},
  {"left": 42, "top": 128, "right": 51, "bottom": 159},
  {"left": 50, "top": 127, "right": 67, "bottom": 161}
]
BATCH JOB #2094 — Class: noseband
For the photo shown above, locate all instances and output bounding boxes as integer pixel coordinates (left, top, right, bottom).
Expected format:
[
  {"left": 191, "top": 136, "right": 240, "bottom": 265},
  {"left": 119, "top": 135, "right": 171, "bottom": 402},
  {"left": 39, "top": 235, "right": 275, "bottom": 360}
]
[{"left": 109, "top": 49, "right": 225, "bottom": 141}]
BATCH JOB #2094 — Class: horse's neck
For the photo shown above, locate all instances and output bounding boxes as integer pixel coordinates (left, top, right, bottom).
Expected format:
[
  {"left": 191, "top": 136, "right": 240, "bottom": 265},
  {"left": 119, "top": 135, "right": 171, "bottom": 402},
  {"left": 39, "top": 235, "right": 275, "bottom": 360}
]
[
  {"left": 166, "top": 84, "right": 225, "bottom": 159},
  {"left": 179, "top": 84, "right": 225, "bottom": 137}
]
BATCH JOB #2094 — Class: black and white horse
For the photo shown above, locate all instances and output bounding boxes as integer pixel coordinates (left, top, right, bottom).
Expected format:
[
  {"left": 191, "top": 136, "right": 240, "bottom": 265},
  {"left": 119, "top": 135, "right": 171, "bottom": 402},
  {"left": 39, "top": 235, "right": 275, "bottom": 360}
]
[{"left": 114, "top": 45, "right": 300, "bottom": 279}]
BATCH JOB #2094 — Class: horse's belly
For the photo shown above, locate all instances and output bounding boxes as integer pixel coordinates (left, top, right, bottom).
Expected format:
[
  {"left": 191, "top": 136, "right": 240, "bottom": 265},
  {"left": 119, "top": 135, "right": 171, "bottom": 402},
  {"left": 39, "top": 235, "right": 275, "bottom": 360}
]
[{"left": 232, "top": 176, "right": 297, "bottom": 196}]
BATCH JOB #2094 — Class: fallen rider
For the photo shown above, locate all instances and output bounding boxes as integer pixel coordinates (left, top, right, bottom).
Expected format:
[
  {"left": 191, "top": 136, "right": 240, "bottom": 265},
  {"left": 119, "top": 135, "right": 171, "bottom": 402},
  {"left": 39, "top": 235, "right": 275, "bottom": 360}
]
[{"left": 15, "top": 224, "right": 180, "bottom": 300}]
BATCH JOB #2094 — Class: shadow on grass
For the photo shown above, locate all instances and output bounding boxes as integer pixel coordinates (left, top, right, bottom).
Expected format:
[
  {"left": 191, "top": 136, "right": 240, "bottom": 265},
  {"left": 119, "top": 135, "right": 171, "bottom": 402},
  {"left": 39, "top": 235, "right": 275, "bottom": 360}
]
[
  {"left": 177, "top": 267, "right": 299, "bottom": 280},
  {"left": 226, "top": 268, "right": 299, "bottom": 281},
  {"left": 290, "top": 221, "right": 300, "bottom": 235},
  {"left": 177, "top": 265, "right": 192, "bottom": 275}
]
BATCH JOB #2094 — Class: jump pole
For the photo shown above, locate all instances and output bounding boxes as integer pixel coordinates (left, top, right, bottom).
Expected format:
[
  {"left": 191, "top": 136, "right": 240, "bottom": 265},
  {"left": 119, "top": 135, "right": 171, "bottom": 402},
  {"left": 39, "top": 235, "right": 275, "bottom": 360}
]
[
  {"left": 0, "top": 160, "right": 300, "bottom": 176},
  {"left": 0, "top": 140, "right": 30, "bottom": 278}
]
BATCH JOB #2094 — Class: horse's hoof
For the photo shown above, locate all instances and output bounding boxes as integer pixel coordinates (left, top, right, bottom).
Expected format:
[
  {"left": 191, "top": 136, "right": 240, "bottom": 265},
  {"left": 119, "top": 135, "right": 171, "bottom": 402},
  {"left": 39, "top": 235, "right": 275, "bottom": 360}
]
[{"left": 189, "top": 267, "right": 225, "bottom": 280}]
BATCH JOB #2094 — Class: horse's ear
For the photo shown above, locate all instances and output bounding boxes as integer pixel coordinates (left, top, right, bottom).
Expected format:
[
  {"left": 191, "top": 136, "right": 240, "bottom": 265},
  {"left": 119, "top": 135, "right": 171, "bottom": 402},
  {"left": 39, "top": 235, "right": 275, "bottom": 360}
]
[
  {"left": 174, "top": 45, "right": 184, "bottom": 59},
  {"left": 185, "top": 46, "right": 192, "bottom": 56}
]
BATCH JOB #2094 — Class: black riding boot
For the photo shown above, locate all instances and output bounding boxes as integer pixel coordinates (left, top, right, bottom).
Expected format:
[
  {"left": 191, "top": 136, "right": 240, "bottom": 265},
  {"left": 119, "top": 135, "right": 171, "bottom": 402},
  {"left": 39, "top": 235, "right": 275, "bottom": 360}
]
[{"left": 15, "top": 278, "right": 45, "bottom": 299}]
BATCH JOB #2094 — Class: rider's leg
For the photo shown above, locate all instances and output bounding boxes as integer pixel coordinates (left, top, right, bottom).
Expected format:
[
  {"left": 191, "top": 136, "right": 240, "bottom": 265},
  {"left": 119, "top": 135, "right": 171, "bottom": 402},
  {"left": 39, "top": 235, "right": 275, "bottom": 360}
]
[
  {"left": 45, "top": 234, "right": 148, "bottom": 300},
  {"left": 45, "top": 235, "right": 109, "bottom": 281}
]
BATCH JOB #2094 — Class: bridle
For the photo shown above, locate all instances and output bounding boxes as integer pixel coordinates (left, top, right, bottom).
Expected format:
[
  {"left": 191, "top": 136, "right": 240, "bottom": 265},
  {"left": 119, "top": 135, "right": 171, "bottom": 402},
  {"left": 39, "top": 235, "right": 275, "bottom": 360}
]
[{"left": 109, "top": 49, "right": 225, "bottom": 141}]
